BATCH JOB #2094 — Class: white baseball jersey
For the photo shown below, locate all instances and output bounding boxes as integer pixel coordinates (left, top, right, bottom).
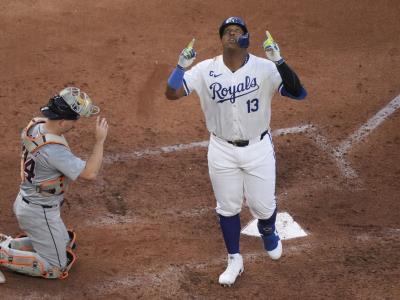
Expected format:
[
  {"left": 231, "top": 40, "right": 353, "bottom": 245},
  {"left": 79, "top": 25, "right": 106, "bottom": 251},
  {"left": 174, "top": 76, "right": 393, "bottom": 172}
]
[{"left": 183, "top": 54, "right": 282, "bottom": 141}]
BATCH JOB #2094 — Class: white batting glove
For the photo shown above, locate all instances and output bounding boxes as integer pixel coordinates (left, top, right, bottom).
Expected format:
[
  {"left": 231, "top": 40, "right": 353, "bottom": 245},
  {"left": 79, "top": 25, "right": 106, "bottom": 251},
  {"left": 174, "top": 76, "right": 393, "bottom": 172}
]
[
  {"left": 177, "top": 38, "right": 196, "bottom": 69},
  {"left": 263, "top": 31, "right": 283, "bottom": 63}
]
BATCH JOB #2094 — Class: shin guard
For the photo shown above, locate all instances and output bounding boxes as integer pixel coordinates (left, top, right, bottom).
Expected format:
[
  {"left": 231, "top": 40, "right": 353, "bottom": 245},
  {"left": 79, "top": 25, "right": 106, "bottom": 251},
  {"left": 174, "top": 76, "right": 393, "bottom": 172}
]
[
  {"left": 0, "top": 234, "right": 76, "bottom": 279},
  {"left": 257, "top": 208, "right": 280, "bottom": 251}
]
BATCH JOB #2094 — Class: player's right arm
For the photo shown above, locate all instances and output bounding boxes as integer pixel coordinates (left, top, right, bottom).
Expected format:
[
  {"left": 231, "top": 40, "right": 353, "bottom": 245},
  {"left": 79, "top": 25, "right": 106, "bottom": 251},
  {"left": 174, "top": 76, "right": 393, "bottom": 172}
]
[
  {"left": 165, "top": 39, "right": 196, "bottom": 100},
  {"left": 79, "top": 117, "right": 108, "bottom": 180}
]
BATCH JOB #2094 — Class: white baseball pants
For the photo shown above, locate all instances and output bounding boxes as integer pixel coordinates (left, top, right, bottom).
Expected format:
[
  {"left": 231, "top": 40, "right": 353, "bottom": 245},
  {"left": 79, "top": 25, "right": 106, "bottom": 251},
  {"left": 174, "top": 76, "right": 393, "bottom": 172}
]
[{"left": 208, "top": 133, "right": 276, "bottom": 219}]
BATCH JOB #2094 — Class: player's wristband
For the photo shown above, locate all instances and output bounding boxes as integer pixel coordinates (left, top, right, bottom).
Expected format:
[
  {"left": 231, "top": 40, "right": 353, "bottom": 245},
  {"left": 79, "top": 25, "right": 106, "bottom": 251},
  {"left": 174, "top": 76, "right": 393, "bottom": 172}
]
[{"left": 167, "top": 65, "right": 185, "bottom": 90}]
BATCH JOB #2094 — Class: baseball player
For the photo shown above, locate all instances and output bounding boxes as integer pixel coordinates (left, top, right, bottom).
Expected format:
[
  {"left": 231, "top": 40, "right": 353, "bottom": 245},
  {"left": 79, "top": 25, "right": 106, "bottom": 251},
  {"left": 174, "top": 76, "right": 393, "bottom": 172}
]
[
  {"left": 165, "top": 17, "right": 307, "bottom": 286},
  {"left": 0, "top": 87, "right": 108, "bottom": 279}
]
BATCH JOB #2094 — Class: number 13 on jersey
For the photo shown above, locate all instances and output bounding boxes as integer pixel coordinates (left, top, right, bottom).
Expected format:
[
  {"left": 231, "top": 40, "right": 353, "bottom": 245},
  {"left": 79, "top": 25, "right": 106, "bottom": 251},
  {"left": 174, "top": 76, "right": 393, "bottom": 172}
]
[{"left": 246, "top": 98, "right": 259, "bottom": 113}]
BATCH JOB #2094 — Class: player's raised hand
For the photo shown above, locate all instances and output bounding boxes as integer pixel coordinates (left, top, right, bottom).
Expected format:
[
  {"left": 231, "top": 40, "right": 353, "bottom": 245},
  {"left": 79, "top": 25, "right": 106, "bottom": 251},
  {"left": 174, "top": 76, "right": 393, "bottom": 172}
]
[
  {"left": 177, "top": 38, "right": 197, "bottom": 69},
  {"left": 95, "top": 116, "right": 108, "bottom": 143},
  {"left": 263, "top": 31, "right": 283, "bottom": 63}
]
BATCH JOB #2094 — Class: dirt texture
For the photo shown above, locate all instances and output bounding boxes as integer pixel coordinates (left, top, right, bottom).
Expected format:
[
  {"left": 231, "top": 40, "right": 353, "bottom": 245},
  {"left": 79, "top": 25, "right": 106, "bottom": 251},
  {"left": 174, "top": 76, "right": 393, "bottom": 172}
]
[{"left": 0, "top": 0, "right": 399, "bottom": 299}]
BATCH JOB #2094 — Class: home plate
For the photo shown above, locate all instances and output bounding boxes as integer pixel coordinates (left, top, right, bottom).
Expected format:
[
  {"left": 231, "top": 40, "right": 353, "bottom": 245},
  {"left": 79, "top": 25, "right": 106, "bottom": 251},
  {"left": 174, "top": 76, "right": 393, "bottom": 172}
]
[{"left": 241, "top": 212, "right": 308, "bottom": 240}]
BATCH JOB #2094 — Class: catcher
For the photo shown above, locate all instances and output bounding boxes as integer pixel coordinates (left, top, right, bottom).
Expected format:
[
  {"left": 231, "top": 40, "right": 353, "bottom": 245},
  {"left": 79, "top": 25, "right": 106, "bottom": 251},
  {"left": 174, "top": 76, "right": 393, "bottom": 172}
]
[{"left": 0, "top": 87, "right": 108, "bottom": 280}]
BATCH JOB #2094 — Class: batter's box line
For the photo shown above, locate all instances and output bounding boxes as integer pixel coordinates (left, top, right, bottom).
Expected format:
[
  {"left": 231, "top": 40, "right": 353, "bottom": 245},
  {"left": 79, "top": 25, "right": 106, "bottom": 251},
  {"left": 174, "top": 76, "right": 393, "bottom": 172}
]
[
  {"left": 307, "top": 94, "right": 400, "bottom": 179},
  {"left": 103, "top": 124, "right": 313, "bottom": 164}
]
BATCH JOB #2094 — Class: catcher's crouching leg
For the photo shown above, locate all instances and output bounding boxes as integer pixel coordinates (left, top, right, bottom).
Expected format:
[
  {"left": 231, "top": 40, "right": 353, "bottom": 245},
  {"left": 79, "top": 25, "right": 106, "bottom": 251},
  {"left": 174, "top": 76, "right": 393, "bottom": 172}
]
[
  {"left": 14, "top": 228, "right": 76, "bottom": 251},
  {"left": 0, "top": 234, "right": 76, "bottom": 279}
]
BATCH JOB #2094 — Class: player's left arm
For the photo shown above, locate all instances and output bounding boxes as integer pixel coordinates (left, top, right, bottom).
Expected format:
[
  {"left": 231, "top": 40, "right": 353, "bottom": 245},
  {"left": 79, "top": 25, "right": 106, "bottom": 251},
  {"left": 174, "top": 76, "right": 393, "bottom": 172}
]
[{"left": 263, "top": 31, "right": 307, "bottom": 100}]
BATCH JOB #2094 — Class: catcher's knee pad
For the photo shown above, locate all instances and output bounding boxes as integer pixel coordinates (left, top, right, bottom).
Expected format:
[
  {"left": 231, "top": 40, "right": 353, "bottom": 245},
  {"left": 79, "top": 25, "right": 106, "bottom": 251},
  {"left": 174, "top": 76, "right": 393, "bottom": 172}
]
[{"left": 0, "top": 235, "right": 76, "bottom": 279}]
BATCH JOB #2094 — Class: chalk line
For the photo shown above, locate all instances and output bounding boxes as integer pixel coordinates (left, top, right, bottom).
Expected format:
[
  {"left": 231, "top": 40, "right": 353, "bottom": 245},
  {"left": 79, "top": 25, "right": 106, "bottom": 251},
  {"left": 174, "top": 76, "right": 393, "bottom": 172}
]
[
  {"left": 305, "top": 94, "right": 400, "bottom": 178},
  {"left": 104, "top": 125, "right": 311, "bottom": 164},
  {"left": 337, "top": 94, "right": 400, "bottom": 155},
  {"left": 273, "top": 124, "right": 313, "bottom": 136},
  {"left": 305, "top": 127, "right": 358, "bottom": 178},
  {"left": 81, "top": 207, "right": 214, "bottom": 228}
]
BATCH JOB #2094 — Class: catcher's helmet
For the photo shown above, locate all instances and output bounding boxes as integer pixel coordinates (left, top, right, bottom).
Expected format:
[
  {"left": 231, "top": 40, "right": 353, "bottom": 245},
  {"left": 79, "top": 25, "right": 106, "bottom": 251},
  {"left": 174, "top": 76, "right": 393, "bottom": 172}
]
[
  {"left": 41, "top": 87, "right": 100, "bottom": 120},
  {"left": 219, "top": 16, "right": 249, "bottom": 48}
]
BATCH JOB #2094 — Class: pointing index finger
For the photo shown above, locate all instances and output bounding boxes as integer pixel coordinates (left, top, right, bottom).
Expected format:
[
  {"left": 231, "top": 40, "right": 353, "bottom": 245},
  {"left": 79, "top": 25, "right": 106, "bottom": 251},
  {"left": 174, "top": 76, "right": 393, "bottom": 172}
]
[
  {"left": 266, "top": 31, "right": 274, "bottom": 42},
  {"left": 187, "top": 38, "right": 195, "bottom": 49}
]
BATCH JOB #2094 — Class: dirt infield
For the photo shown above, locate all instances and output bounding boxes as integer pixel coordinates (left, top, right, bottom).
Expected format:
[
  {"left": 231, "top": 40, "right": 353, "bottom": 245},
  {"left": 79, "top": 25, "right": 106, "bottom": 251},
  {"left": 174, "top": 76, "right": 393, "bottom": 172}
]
[{"left": 1, "top": 0, "right": 399, "bottom": 299}]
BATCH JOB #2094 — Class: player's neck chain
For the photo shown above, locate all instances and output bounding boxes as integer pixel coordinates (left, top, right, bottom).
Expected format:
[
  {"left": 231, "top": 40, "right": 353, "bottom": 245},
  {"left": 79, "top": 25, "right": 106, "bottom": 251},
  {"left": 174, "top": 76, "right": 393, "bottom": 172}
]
[
  {"left": 241, "top": 54, "right": 250, "bottom": 68},
  {"left": 231, "top": 54, "right": 250, "bottom": 73}
]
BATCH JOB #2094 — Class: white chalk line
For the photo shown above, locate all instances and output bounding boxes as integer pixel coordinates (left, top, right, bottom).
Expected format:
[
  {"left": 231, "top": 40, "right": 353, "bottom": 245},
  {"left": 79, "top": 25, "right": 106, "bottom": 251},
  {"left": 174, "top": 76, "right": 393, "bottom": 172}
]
[
  {"left": 337, "top": 95, "right": 400, "bottom": 155},
  {"left": 81, "top": 207, "right": 214, "bottom": 228},
  {"left": 103, "top": 125, "right": 312, "bottom": 164},
  {"left": 305, "top": 127, "right": 358, "bottom": 178},
  {"left": 7, "top": 293, "right": 62, "bottom": 300},
  {"left": 310, "top": 94, "right": 400, "bottom": 178}
]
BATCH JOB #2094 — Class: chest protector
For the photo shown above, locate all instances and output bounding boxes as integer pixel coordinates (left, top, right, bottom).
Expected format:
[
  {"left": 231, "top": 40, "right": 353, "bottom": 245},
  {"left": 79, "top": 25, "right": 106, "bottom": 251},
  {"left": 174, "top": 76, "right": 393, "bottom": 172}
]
[{"left": 20, "top": 118, "right": 70, "bottom": 195}]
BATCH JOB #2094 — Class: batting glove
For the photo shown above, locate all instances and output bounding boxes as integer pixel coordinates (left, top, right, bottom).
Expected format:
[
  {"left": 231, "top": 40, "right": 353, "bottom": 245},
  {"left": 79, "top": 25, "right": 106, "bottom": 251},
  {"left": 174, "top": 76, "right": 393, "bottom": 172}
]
[
  {"left": 263, "top": 31, "right": 284, "bottom": 64},
  {"left": 177, "top": 38, "right": 196, "bottom": 69}
]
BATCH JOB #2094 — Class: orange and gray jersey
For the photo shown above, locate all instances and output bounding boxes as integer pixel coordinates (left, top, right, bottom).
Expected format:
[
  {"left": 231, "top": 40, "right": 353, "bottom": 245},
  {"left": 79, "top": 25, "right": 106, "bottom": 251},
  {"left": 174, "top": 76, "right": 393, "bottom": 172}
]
[{"left": 20, "top": 121, "right": 86, "bottom": 207}]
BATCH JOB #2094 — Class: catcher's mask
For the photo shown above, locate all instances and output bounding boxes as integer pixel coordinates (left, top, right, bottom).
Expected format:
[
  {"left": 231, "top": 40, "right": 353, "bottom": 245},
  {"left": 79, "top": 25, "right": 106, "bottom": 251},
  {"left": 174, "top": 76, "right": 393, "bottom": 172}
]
[
  {"left": 219, "top": 16, "right": 249, "bottom": 48},
  {"left": 41, "top": 87, "right": 100, "bottom": 120}
]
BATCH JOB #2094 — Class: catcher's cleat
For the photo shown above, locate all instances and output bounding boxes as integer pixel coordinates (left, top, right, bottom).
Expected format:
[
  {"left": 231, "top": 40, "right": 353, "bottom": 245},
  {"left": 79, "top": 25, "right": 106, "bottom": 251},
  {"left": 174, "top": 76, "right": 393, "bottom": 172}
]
[{"left": 219, "top": 253, "right": 244, "bottom": 286}]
